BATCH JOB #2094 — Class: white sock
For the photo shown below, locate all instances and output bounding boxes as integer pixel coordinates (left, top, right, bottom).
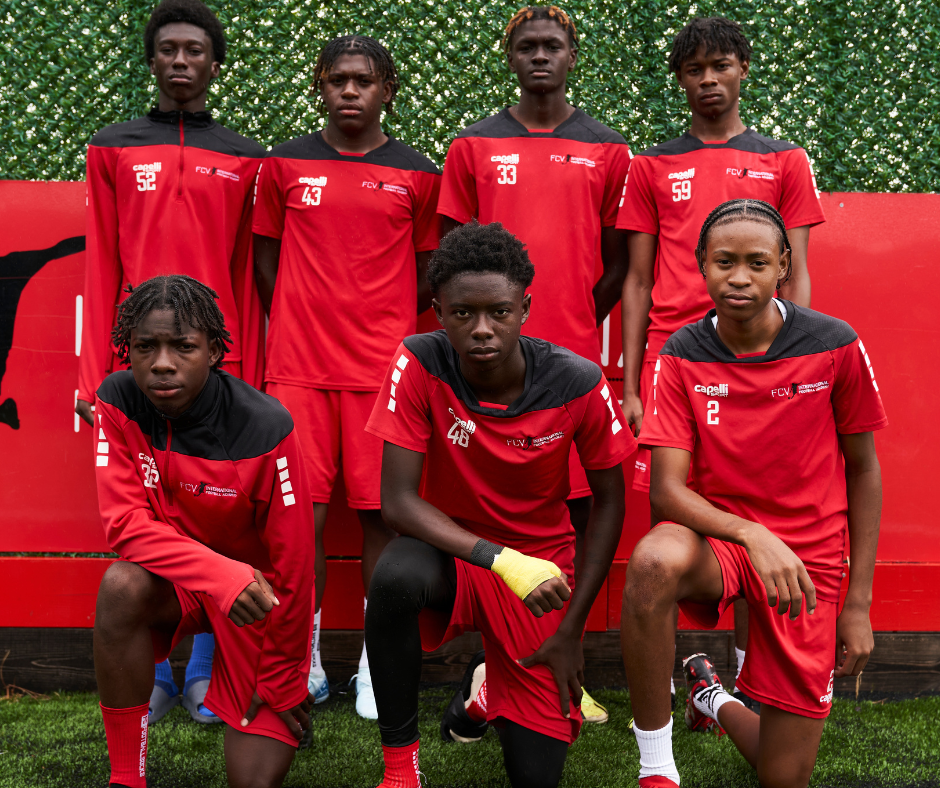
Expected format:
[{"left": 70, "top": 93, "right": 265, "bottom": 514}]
[
  {"left": 634, "top": 717, "right": 680, "bottom": 784},
  {"left": 669, "top": 676, "right": 676, "bottom": 696},
  {"left": 735, "top": 647, "right": 746, "bottom": 680},
  {"left": 692, "top": 684, "right": 743, "bottom": 723},
  {"left": 359, "top": 598, "right": 370, "bottom": 672},
  {"left": 310, "top": 608, "right": 324, "bottom": 676}
]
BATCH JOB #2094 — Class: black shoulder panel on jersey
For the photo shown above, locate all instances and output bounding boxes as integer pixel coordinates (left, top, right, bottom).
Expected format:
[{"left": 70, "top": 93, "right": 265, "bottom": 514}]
[
  {"left": 455, "top": 108, "right": 626, "bottom": 145},
  {"left": 638, "top": 129, "right": 802, "bottom": 158},
  {"left": 90, "top": 111, "right": 264, "bottom": 158},
  {"left": 98, "top": 370, "right": 293, "bottom": 460},
  {"left": 403, "top": 331, "right": 601, "bottom": 417},
  {"left": 660, "top": 302, "right": 858, "bottom": 364},
  {"left": 267, "top": 133, "right": 439, "bottom": 173}
]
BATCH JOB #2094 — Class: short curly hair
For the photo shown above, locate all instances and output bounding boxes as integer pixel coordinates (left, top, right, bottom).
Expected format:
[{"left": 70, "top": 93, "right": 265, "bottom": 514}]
[
  {"left": 144, "top": 0, "right": 226, "bottom": 64},
  {"left": 669, "top": 16, "right": 751, "bottom": 74},
  {"left": 428, "top": 221, "right": 535, "bottom": 296}
]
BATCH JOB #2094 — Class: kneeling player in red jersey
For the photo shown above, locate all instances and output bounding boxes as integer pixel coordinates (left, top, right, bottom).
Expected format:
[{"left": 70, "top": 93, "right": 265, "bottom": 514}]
[
  {"left": 363, "top": 221, "right": 635, "bottom": 788},
  {"left": 91, "top": 276, "right": 314, "bottom": 788},
  {"left": 621, "top": 200, "right": 886, "bottom": 788}
]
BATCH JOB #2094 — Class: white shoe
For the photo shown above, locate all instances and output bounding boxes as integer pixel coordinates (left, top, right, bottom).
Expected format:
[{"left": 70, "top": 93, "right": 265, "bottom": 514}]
[
  {"left": 308, "top": 669, "right": 330, "bottom": 704},
  {"left": 353, "top": 667, "right": 378, "bottom": 720}
]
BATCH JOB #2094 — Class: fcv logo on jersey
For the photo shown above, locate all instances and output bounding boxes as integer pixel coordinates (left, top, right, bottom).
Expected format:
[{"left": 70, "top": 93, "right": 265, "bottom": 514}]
[
  {"left": 507, "top": 432, "right": 564, "bottom": 450},
  {"left": 771, "top": 380, "right": 830, "bottom": 399}
]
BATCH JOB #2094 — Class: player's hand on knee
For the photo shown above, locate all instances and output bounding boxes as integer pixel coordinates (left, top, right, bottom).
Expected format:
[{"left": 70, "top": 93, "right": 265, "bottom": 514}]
[
  {"left": 523, "top": 575, "right": 571, "bottom": 618},
  {"left": 75, "top": 399, "right": 94, "bottom": 427},
  {"left": 517, "top": 631, "right": 585, "bottom": 718},
  {"left": 834, "top": 604, "right": 874, "bottom": 678},
  {"left": 240, "top": 692, "right": 310, "bottom": 740},
  {"left": 621, "top": 393, "right": 644, "bottom": 436},
  {"left": 228, "top": 569, "right": 280, "bottom": 626},
  {"left": 744, "top": 525, "right": 816, "bottom": 620}
]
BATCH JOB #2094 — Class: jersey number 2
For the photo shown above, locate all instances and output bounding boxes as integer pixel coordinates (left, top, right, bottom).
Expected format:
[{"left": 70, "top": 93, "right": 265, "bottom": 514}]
[
  {"left": 671, "top": 180, "right": 691, "bottom": 201},
  {"left": 302, "top": 186, "right": 322, "bottom": 206},
  {"left": 497, "top": 164, "right": 516, "bottom": 185},
  {"left": 707, "top": 400, "right": 719, "bottom": 425}
]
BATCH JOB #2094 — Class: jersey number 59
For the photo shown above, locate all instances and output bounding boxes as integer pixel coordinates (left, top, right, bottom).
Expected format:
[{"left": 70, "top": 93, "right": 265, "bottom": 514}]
[
  {"left": 302, "top": 185, "right": 322, "bottom": 206},
  {"left": 671, "top": 180, "right": 691, "bottom": 201},
  {"left": 497, "top": 164, "right": 517, "bottom": 185}
]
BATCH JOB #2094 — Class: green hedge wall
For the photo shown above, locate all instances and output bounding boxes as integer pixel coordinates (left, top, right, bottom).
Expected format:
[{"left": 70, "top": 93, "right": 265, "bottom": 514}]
[{"left": 1, "top": 0, "right": 937, "bottom": 191}]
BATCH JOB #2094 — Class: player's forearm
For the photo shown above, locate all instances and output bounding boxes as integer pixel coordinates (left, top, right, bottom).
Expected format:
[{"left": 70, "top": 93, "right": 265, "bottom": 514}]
[
  {"left": 594, "top": 227, "right": 629, "bottom": 325},
  {"left": 593, "top": 270, "right": 624, "bottom": 327},
  {"left": 252, "top": 234, "right": 281, "bottom": 316},
  {"left": 382, "top": 489, "right": 480, "bottom": 561},
  {"left": 843, "top": 461, "right": 882, "bottom": 610},
  {"left": 621, "top": 275, "right": 653, "bottom": 397}
]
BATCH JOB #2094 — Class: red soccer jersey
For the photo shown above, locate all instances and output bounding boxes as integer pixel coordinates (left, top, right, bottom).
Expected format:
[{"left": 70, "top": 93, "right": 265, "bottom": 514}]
[
  {"left": 79, "top": 109, "right": 266, "bottom": 403},
  {"left": 252, "top": 133, "right": 441, "bottom": 390},
  {"left": 437, "top": 109, "right": 632, "bottom": 363},
  {"left": 616, "top": 129, "right": 825, "bottom": 362},
  {"left": 638, "top": 303, "right": 887, "bottom": 601},
  {"left": 365, "top": 332, "right": 636, "bottom": 577}
]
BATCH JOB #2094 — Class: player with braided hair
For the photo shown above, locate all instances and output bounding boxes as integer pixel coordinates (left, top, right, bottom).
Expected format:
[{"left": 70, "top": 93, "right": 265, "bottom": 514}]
[
  {"left": 78, "top": 0, "right": 266, "bottom": 728},
  {"left": 621, "top": 201, "right": 886, "bottom": 788},
  {"left": 253, "top": 34, "right": 440, "bottom": 718},
  {"left": 92, "top": 275, "right": 315, "bottom": 788},
  {"left": 616, "top": 16, "right": 826, "bottom": 708},
  {"left": 437, "top": 5, "right": 632, "bottom": 726}
]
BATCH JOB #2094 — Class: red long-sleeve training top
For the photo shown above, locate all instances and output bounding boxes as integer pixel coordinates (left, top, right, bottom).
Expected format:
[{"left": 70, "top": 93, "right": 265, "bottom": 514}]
[
  {"left": 94, "top": 369, "right": 314, "bottom": 711},
  {"left": 78, "top": 109, "right": 266, "bottom": 403}
]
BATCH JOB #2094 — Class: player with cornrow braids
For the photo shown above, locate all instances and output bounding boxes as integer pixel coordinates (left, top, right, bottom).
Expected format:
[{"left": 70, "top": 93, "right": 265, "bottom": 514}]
[
  {"left": 78, "top": 0, "right": 267, "bottom": 729},
  {"left": 622, "top": 200, "right": 885, "bottom": 788},
  {"left": 252, "top": 34, "right": 441, "bottom": 719},
  {"left": 616, "top": 15, "right": 827, "bottom": 713},
  {"left": 437, "top": 5, "right": 633, "bottom": 728},
  {"left": 92, "top": 275, "right": 315, "bottom": 788}
]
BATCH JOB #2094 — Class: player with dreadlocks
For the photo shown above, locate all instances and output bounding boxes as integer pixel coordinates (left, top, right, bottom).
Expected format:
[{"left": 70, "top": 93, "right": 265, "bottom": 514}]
[
  {"left": 616, "top": 15, "right": 827, "bottom": 712},
  {"left": 621, "top": 200, "right": 885, "bottom": 788},
  {"left": 77, "top": 0, "right": 267, "bottom": 728},
  {"left": 364, "top": 221, "right": 633, "bottom": 788},
  {"left": 252, "top": 34, "right": 441, "bottom": 719},
  {"left": 92, "top": 275, "right": 315, "bottom": 788},
  {"left": 436, "top": 5, "right": 633, "bottom": 730}
]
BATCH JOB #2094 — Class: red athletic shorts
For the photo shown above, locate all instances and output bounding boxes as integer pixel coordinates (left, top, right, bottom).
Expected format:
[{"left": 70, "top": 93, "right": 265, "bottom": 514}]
[
  {"left": 419, "top": 560, "right": 582, "bottom": 744},
  {"left": 266, "top": 383, "right": 382, "bottom": 509},
  {"left": 632, "top": 358, "right": 658, "bottom": 493},
  {"left": 152, "top": 582, "right": 311, "bottom": 747},
  {"left": 677, "top": 531, "right": 837, "bottom": 719},
  {"left": 567, "top": 443, "right": 591, "bottom": 500}
]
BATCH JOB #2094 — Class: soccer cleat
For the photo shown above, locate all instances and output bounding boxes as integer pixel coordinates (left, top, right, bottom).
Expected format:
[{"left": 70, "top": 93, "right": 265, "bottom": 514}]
[
  {"left": 308, "top": 669, "right": 330, "bottom": 704},
  {"left": 580, "top": 687, "right": 609, "bottom": 724},
  {"left": 441, "top": 651, "right": 488, "bottom": 743},
  {"left": 733, "top": 687, "right": 761, "bottom": 715},
  {"left": 682, "top": 653, "right": 725, "bottom": 735},
  {"left": 354, "top": 667, "right": 378, "bottom": 720},
  {"left": 181, "top": 679, "right": 221, "bottom": 724},
  {"left": 147, "top": 684, "right": 179, "bottom": 725},
  {"left": 638, "top": 777, "right": 680, "bottom": 787}
]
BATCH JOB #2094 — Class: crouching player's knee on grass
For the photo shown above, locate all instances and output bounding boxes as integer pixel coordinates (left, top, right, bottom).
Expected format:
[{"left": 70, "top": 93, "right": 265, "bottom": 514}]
[
  {"left": 621, "top": 199, "right": 887, "bottom": 788},
  {"left": 362, "top": 221, "right": 635, "bottom": 788},
  {"left": 92, "top": 275, "right": 315, "bottom": 788}
]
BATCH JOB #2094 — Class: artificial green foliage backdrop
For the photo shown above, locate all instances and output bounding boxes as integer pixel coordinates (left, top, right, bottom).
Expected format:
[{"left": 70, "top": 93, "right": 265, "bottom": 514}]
[{"left": 1, "top": 0, "right": 937, "bottom": 191}]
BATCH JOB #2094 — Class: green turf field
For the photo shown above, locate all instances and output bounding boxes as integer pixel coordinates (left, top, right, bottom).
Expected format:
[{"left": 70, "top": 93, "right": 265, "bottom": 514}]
[{"left": 1, "top": 687, "right": 937, "bottom": 787}]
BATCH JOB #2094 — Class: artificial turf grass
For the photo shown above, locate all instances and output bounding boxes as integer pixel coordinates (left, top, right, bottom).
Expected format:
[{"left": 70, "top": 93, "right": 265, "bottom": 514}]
[{"left": 1, "top": 687, "right": 938, "bottom": 788}]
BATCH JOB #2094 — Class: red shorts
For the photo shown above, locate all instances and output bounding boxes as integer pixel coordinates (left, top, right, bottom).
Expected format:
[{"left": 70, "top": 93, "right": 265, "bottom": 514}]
[
  {"left": 632, "top": 358, "right": 658, "bottom": 492},
  {"left": 567, "top": 442, "right": 591, "bottom": 500},
  {"left": 153, "top": 583, "right": 311, "bottom": 747},
  {"left": 419, "top": 561, "right": 582, "bottom": 744},
  {"left": 266, "top": 383, "right": 382, "bottom": 509},
  {"left": 677, "top": 531, "right": 837, "bottom": 719}
]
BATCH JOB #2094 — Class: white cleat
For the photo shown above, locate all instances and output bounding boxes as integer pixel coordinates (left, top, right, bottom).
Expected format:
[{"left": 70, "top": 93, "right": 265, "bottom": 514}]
[{"left": 353, "top": 667, "right": 378, "bottom": 720}]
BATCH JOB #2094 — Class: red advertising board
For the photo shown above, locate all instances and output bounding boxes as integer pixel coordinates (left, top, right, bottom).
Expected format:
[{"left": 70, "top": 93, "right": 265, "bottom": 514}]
[{"left": 1, "top": 182, "right": 937, "bottom": 629}]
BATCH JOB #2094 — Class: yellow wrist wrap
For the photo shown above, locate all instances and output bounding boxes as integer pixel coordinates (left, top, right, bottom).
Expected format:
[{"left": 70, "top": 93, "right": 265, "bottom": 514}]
[{"left": 490, "top": 547, "right": 562, "bottom": 601}]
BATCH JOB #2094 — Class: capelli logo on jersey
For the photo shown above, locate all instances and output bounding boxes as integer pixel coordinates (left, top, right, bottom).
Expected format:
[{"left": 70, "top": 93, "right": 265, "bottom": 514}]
[
  {"left": 138, "top": 453, "right": 160, "bottom": 488},
  {"left": 195, "top": 165, "right": 240, "bottom": 182},
  {"left": 694, "top": 384, "right": 729, "bottom": 397},
  {"left": 362, "top": 181, "right": 409, "bottom": 196},
  {"left": 727, "top": 168, "right": 775, "bottom": 180},
  {"left": 179, "top": 481, "right": 237, "bottom": 498},
  {"left": 668, "top": 167, "right": 695, "bottom": 181},
  {"left": 133, "top": 162, "right": 162, "bottom": 191},
  {"left": 298, "top": 176, "right": 327, "bottom": 206},
  {"left": 491, "top": 154, "right": 519, "bottom": 165},
  {"left": 770, "top": 380, "right": 830, "bottom": 399},
  {"left": 507, "top": 431, "right": 564, "bottom": 450},
  {"left": 550, "top": 154, "right": 596, "bottom": 167}
]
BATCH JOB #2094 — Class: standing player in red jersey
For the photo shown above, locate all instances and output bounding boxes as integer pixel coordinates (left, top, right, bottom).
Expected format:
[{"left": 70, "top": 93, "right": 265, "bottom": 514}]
[
  {"left": 77, "top": 0, "right": 267, "bottom": 727},
  {"left": 364, "top": 221, "right": 634, "bottom": 788},
  {"left": 252, "top": 36, "right": 441, "bottom": 718},
  {"left": 437, "top": 5, "right": 631, "bottom": 723},
  {"left": 617, "top": 17, "right": 826, "bottom": 698},
  {"left": 620, "top": 200, "right": 885, "bottom": 788},
  {"left": 91, "top": 275, "right": 314, "bottom": 788}
]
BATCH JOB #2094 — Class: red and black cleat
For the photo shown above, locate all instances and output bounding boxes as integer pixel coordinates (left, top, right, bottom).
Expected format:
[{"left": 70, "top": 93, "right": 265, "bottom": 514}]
[{"left": 681, "top": 652, "right": 726, "bottom": 735}]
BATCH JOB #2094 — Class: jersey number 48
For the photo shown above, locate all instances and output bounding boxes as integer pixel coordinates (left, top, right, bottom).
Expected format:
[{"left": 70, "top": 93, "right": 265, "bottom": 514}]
[
  {"left": 671, "top": 180, "right": 691, "bottom": 201},
  {"left": 302, "top": 185, "right": 322, "bottom": 206}
]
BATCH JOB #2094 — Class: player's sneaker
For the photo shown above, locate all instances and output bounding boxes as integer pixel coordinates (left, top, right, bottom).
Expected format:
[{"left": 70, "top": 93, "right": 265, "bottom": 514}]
[
  {"left": 733, "top": 687, "right": 761, "bottom": 715},
  {"left": 307, "top": 668, "right": 330, "bottom": 704},
  {"left": 181, "top": 679, "right": 222, "bottom": 724},
  {"left": 580, "top": 687, "right": 608, "bottom": 724},
  {"left": 354, "top": 667, "right": 378, "bottom": 720},
  {"left": 682, "top": 652, "right": 725, "bottom": 735},
  {"left": 440, "top": 651, "right": 488, "bottom": 743},
  {"left": 147, "top": 684, "right": 179, "bottom": 725}
]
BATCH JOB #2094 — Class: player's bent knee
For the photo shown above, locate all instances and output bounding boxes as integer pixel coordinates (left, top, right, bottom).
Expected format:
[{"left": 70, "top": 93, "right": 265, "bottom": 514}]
[
  {"left": 96, "top": 561, "right": 160, "bottom": 616},
  {"left": 368, "top": 537, "right": 437, "bottom": 607},
  {"left": 622, "top": 534, "right": 689, "bottom": 613}
]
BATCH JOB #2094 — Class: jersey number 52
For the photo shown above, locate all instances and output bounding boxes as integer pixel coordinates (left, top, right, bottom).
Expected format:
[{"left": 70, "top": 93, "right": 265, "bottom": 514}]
[
  {"left": 136, "top": 172, "right": 156, "bottom": 191},
  {"left": 671, "top": 180, "right": 691, "bottom": 201},
  {"left": 302, "top": 186, "right": 322, "bottom": 206},
  {"left": 497, "top": 164, "right": 517, "bottom": 185}
]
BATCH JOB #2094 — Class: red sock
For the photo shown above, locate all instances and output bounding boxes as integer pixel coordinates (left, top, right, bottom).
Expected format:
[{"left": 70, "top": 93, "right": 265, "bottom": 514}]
[
  {"left": 465, "top": 678, "right": 487, "bottom": 722},
  {"left": 378, "top": 741, "right": 420, "bottom": 788},
  {"left": 100, "top": 701, "right": 149, "bottom": 788}
]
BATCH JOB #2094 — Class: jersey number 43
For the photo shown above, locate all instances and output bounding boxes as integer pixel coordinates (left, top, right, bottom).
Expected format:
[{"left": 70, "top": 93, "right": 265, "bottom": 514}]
[{"left": 301, "top": 186, "right": 322, "bottom": 206}]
